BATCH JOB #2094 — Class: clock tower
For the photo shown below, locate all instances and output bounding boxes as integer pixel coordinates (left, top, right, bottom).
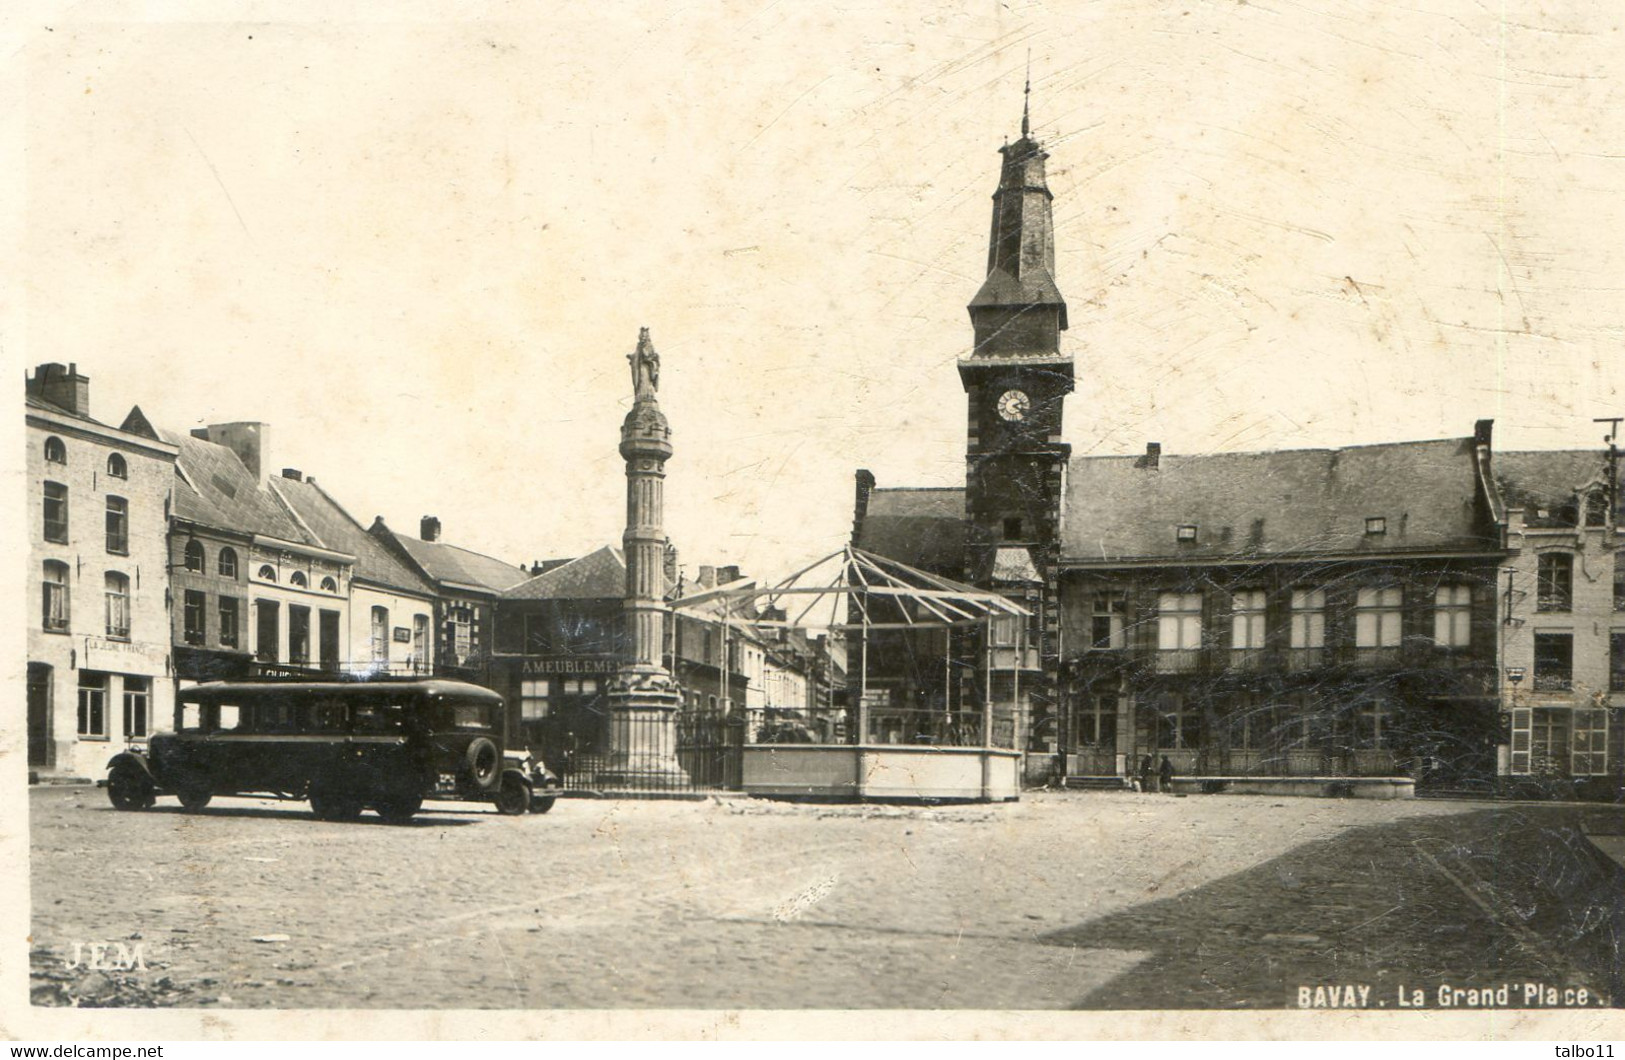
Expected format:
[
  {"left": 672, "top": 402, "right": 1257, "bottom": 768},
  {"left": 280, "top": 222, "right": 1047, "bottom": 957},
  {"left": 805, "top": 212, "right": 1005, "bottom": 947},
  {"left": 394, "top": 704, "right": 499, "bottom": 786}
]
[{"left": 958, "top": 88, "right": 1072, "bottom": 756}]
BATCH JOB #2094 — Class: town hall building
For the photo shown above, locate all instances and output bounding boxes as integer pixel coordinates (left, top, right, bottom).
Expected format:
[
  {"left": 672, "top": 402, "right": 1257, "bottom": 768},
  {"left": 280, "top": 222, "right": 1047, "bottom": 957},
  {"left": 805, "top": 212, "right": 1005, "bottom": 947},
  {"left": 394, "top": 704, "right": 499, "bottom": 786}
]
[{"left": 850, "top": 100, "right": 1620, "bottom": 794}]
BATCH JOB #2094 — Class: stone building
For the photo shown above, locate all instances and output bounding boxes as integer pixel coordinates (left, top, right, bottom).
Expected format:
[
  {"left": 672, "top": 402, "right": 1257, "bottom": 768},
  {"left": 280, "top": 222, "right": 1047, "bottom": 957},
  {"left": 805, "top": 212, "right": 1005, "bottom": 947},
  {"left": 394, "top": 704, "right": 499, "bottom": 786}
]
[
  {"left": 847, "top": 104, "right": 1533, "bottom": 790},
  {"left": 26, "top": 363, "right": 178, "bottom": 778},
  {"left": 269, "top": 471, "right": 439, "bottom": 676},
  {"left": 369, "top": 516, "right": 530, "bottom": 680},
  {"left": 490, "top": 549, "right": 761, "bottom": 768},
  {"left": 1053, "top": 431, "right": 1505, "bottom": 788},
  {"left": 1494, "top": 449, "right": 1624, "bottom": 796},
  {"left": 492, "top": 544, "right": 629, "bottom": 758},
  {"left": 163, "top": 424, "right": 353, "bottom": 676}
]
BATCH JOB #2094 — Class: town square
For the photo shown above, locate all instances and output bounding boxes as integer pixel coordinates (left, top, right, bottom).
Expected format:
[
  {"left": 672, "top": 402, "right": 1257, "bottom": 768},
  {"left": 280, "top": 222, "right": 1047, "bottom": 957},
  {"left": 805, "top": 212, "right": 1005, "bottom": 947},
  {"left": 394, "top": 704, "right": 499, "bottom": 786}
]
[
  {"left": 28, "top": 788, "right": 1621, "bottom": 1010},
  {"left": 12, "top": 0, "right": 1625, "bottom": 1037}
]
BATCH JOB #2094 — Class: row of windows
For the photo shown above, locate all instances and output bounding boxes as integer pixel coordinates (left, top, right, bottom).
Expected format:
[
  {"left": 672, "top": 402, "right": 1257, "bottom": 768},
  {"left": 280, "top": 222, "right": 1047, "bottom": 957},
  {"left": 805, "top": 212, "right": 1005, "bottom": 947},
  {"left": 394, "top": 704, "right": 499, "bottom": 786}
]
[
  {"left": 517, "top": 677, "right": 603, "bottom": 720},
  {"left": 178, "top": 539, "right": 342, "bottom": 593},
  {"left": 181, "top": 541, "right": 238, "bottom": 577},
  {"left": 43, "top": 436, "right": 129, "bottom": 479},
  {"left": 42, "top": 483, "right": 130, "bottom": 554},
  {"left": 366, "top": 607, "right": 430, "bottom": 667},
  {"left": 1081, "top": 585, "right": 1477, "bottom": 653},
  {"left": 41, "top": 562, "right": 133, "bottom": 640},
  {"left": 1509, "top": 707, "right": 1610, "bottom": 776},
  {"left": 181, "top": 591, "right": 243, "bottom": 648},
  {"left": 76, "top": 672, "right": 149, "bottom": 739},
  {"left": 1072, "top": 694, "right": 1396, "bottom": 751},
  {"left": 1528, "top": 631, "right": 1625, "bottom": 693}
]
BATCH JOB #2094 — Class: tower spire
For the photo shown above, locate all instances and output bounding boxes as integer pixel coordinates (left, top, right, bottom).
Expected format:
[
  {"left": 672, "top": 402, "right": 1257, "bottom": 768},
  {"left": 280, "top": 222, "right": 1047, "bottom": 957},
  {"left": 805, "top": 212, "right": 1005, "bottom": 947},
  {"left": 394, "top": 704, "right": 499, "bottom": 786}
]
[{"left": 1021, "top": 51, "right": 1031, "bottom": 139}]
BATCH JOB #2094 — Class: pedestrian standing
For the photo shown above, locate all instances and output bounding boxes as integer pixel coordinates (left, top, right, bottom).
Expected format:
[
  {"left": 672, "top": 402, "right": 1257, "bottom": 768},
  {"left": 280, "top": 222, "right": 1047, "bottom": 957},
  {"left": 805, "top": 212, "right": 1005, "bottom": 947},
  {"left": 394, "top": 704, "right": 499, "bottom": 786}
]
[
  {"left": 1159, "top": 754, "right": 1175, "bottom": 794},
  {"left": 1140, "top": 753, "right": 1157, "bottom": 794}
]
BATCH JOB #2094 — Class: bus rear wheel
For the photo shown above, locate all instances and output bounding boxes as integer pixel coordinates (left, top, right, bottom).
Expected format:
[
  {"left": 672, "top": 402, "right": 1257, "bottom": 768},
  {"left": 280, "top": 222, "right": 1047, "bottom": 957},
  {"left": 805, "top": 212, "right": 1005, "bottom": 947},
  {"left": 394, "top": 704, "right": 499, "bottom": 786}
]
[
  {"left": 373, "top": 793, "right": 423, "bottom": 824},
  {"left": 176, "top": 786, "right": 212, "bottom": 812},
  {"left": 310, "top": 787, "right": 363, "bottom": 821}
]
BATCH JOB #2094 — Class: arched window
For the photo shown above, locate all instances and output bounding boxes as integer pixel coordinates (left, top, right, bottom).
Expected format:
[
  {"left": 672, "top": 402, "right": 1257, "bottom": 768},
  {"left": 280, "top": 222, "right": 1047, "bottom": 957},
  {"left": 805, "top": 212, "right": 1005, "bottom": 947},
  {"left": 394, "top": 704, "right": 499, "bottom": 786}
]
[
  {"left": 44, "top": 436, "right": 66, "bottom": 464},
  {"left": 320, "top": 576, "right": 338, "bottom": 593},
  {"left": 218, "top": 547, "right": 239, "bottom": 578},
  {"left": 289, "top": 571, "right": 308, "bottom": 588},
  {"left": 183, "top": 539, "right": 206, "bottom": 573},
  {"left": 107, "top": 453, "right": 127, "bottom": 479},
  {"left": 42, "top": 560, "right": 70, "bottom": 631},
  {"left": 258, "top": 564, "right": 278, "bottom": 583},
  {"left": 104, "top": 572, "right": 131, "bottom": 639}
]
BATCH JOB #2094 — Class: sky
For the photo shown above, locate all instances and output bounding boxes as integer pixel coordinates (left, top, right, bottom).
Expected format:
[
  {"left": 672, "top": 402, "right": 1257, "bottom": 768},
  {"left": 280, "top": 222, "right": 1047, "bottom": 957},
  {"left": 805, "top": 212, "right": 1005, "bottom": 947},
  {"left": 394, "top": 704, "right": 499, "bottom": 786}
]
[{"left": 8, "top": 0, "right": 1625, "bottom": 584}]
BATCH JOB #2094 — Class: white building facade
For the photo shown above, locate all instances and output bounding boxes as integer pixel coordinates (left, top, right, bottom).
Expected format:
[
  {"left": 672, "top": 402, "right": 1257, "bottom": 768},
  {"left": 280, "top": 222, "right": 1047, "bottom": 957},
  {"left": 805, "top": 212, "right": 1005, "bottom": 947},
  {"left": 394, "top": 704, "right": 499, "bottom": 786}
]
[{"left": 27, "top": 364, "right": 178, "bottom": 779}]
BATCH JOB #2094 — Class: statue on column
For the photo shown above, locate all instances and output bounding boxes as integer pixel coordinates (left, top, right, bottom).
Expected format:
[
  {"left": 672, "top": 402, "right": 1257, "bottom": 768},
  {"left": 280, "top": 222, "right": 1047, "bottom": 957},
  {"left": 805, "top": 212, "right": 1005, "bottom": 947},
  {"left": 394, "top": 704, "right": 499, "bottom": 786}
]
[{"left": 629, "top": 326, "right": 660, "bottom": 401}]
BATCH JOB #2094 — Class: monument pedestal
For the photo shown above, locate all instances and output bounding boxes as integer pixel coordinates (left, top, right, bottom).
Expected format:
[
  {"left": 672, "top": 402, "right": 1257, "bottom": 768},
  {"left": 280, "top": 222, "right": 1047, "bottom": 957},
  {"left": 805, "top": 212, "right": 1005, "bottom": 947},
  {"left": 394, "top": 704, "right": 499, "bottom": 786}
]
[{"left": 601, "top": 666, "right": 690, "bottom": 786}]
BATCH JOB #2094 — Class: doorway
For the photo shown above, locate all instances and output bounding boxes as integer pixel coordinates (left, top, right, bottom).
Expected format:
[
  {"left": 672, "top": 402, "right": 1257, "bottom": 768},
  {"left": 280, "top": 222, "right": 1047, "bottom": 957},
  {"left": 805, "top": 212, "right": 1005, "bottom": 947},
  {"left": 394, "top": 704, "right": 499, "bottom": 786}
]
[
  {"left": 256, "top": 599, "right": 280, "bottom": 663},
  {"left": 27, "top": 663, "right": 53, "bottom": 769}
]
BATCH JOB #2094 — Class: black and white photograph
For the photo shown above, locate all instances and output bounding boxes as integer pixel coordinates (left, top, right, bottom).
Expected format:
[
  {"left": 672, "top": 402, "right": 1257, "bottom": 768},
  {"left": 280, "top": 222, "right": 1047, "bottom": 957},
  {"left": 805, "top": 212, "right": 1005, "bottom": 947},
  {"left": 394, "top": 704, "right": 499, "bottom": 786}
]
[{"left": 6, "top": 0, "right": 1625, "bottom": 1042}]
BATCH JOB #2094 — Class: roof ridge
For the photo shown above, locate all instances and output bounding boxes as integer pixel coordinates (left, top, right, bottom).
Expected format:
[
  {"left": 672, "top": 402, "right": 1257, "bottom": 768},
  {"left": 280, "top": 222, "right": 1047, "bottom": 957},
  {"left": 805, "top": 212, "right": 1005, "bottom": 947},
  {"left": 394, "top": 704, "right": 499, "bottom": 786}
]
[
  {"left": 265, "top": 477, "right": 322, "bottom": 548},
  {"left": 1073, "top": 436, "right": 1471, "bottom": 462}
]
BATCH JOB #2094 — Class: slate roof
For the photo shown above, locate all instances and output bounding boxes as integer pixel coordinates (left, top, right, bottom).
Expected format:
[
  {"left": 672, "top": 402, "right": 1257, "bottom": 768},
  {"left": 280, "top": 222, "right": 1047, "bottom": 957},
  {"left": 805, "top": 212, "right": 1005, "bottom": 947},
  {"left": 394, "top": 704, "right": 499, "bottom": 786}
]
[
  {"left": 269, "top": 477, "right": 435, "bottom": 597},
  {"left": 26, "top": 392, "right": 97, "bottom": 422},
  {"left": 162, "top": 429, "right": 313, "bottom": 542},
  {"left": 969, "top": 266, "right": 1067, "bottom": 316},
  {"left": 387, "top": 530, "right": 530, "bottom": 594},
  {"left": 1494, "top": 450, "right": 1620, "bottom": 519},
  {"left": 854, "top": 487, "right": 966, "bottom": 574},
  {"left": 501, "top": 545, "right": 625, "bottom": 601},
  {"left": 1063, "top": 437, "right": 1494, "bottom": 564}
]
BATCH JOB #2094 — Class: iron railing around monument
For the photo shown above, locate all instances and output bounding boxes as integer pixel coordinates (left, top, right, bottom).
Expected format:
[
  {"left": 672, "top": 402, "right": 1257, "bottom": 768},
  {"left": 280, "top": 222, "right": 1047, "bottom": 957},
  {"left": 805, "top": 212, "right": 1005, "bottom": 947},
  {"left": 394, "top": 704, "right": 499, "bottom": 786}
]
[{"left": 549, "top": 709, "right": 743, "bottom": 793}]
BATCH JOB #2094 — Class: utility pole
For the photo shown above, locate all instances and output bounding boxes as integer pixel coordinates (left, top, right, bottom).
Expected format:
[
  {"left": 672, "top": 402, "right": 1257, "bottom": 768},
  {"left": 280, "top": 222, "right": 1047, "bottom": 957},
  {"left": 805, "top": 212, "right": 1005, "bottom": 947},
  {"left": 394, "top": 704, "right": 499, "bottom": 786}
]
[{"left": 1594, "top": 417, "right": 1621, "bottom": 531}]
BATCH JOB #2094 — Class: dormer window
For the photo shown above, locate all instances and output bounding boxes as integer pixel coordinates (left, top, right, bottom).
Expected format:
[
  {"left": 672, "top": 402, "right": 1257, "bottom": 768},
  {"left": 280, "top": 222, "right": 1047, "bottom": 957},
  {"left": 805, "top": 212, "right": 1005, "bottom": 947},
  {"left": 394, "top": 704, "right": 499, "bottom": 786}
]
[
  {"left": 1365, "top": 517, "right": 1386, "bottom": 536},
  {"left": 1176, "top": 525, "right": 1197, "bottom": 542},
  {"left": 1585, "top": 490, "right": 1608, "bottom": 527}
]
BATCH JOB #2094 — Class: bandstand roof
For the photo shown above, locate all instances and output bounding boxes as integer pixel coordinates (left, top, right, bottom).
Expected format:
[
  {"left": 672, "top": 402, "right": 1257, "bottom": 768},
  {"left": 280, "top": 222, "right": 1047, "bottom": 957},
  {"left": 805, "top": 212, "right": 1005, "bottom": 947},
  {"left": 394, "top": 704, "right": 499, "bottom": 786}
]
[{"left": 670, "top": 545, "right": 1029, "bottom": 632}]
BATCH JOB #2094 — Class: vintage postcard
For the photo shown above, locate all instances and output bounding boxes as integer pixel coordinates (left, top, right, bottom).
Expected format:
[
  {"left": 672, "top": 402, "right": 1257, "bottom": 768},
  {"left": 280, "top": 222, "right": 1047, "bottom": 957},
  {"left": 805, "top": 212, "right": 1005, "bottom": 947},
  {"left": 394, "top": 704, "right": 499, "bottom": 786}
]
[{"left": 5, "top": 0, "right": 1624, "bottom": 1043}]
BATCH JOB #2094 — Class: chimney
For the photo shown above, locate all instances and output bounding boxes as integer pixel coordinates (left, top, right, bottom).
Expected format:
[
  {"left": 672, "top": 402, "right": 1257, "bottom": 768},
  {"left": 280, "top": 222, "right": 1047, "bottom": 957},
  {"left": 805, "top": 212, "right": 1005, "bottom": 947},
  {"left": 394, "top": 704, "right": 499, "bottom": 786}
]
[
  {"left": 193, "top": 422, "right": 269, "bottom": 482},
  {"left": 421, "top": 516, "right": 441, "bottom": 542},
  {"left": 26, "top": 362, "right": 91, "bottom": 418},
  {"left": 718, "top": 565, "right": 742, "bottom": 585},
  {"left": 281, "top": 468, "right": 303, "bottom": 482},
  {"left": 1143, "top": 442, "right": 1162, "bottom": 470},
  {"left": 853, "top": 469, "right": 876, "bottom": 544},
  {"left": 698, "top": 565, "right": 716, "bottom": 588}
]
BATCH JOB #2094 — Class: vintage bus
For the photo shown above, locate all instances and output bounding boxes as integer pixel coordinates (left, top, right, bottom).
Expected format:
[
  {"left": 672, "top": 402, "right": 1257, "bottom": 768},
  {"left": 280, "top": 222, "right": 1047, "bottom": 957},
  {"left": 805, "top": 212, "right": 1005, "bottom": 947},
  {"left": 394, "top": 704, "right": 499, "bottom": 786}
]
[{"left": 105, "top": 678, "right": 555, "bottom": 822}]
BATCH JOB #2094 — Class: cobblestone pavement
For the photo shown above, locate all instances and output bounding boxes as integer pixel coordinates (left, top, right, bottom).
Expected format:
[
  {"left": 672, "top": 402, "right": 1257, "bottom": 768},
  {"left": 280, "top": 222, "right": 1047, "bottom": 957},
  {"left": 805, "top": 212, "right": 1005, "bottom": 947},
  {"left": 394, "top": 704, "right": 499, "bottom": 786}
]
[{"left": 28, "top": 788, "right": 1622, "bottom": 1010}]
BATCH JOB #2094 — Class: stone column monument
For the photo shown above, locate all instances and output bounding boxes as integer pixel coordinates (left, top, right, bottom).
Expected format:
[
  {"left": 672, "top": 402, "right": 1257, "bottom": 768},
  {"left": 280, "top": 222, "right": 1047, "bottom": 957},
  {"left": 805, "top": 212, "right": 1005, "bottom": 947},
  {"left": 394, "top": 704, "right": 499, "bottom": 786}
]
[{"left": 603, "top": 327, "right": 689, "bottom": 785}]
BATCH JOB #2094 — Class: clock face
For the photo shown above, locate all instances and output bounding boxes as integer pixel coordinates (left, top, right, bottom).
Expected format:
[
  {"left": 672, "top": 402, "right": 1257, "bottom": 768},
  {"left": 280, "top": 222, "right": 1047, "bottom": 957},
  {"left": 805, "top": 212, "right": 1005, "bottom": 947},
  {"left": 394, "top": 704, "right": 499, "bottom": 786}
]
[{"left": 996, "top": 389, "right": 1031, "bottom": 422}]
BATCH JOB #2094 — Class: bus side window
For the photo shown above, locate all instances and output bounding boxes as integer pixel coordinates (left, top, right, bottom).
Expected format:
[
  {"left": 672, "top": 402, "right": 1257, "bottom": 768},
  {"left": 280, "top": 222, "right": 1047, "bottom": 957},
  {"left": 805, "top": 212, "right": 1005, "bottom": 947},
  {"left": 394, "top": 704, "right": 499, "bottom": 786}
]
[
  {"left": 178, "top": 702, "right": 205, "bottom": 732},
  {"left": 309, "top": 699, "right": 346, "bottom": 731},
  {"left": 260, "top": 701, "right": 294, "bottom": 732},
  {"left": 217, "top": 704, "right": 244, "bottom": 732},
  {"left": 353, "top": 702, "right": 405, "bottom": 733}
]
